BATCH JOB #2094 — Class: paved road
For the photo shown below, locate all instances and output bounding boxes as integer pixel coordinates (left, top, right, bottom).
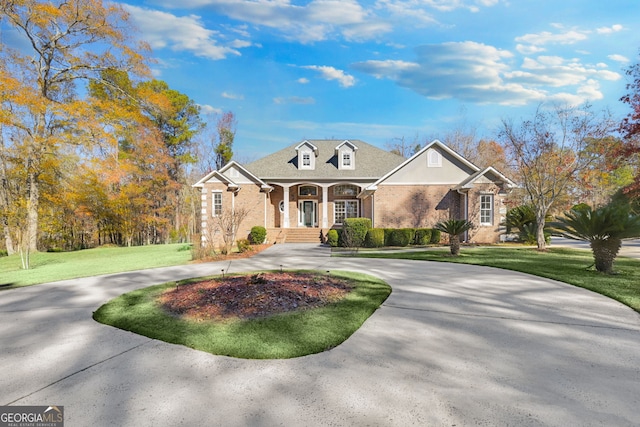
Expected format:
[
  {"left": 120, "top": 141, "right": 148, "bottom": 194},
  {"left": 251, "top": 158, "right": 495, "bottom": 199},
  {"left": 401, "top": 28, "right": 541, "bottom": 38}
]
[{"left": 1, "top": 244, "right": 639, "bottom": 426}]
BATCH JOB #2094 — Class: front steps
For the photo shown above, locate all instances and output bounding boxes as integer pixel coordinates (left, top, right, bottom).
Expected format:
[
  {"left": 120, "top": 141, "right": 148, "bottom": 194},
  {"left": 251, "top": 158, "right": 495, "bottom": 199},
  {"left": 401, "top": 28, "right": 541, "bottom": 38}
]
[{"left": 268, "top": 228, "right": 326, "bottom": 244}]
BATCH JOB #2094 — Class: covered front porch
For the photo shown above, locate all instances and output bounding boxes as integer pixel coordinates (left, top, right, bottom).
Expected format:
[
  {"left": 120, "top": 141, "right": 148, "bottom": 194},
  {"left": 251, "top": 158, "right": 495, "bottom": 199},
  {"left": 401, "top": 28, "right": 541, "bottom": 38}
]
[{"left": 267, "top": 182, "right": 373, "bottom": 230}]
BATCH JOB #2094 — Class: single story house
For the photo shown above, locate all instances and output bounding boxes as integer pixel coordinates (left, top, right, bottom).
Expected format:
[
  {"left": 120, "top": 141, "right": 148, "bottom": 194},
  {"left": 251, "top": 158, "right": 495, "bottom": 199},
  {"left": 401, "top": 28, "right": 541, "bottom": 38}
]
[{"left": 193, "top": 139, "right": 516, "bottom": 246}]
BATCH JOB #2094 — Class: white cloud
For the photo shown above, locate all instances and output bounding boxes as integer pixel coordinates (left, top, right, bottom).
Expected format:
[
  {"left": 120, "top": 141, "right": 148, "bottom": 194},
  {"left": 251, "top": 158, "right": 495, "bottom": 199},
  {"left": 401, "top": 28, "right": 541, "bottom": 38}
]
[
  {"left": 516, "top": 44, "right": 546, "bottom": 55},
  {"left": 352, "top": 41, "right": 621, "bottom": 106},
  {"left": 297, "top": 78, "right": 310, "bottom": 84},
  {"left": 221, "top": 92, "right": 244, "bottom": 100},
  {"left": 198, "top": 104, "right": 223, "bottom": 115},
  {"left": 124, "top": 5, "right": 240, "bottom": 60},
  {"left": 597, "top": 24, "right": 623, "bottom": 34},
  {"left": 516, "top": 30, "right": 588, "bottom": 46},
  {"left": 151, "top": 0, "right": 390, "bottom": 43},
  {"left": 301, "top": 65, "right": 356, "bottom": 88},
  {"left": 608, "top": 54, "right": 630, "bottom": 63}
]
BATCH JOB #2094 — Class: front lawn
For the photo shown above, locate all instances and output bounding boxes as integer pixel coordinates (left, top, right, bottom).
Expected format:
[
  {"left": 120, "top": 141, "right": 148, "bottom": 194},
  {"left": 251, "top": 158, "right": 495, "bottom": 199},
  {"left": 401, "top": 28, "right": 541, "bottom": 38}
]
[
  {"left": 351, "top": 247, "right": 640, "bottom": 313},
  {"left": 93, "top": 270, "right": 391, "bottom": 359},
  {"left": 0, "top": 244, "right": 193, "bottom": 289}
]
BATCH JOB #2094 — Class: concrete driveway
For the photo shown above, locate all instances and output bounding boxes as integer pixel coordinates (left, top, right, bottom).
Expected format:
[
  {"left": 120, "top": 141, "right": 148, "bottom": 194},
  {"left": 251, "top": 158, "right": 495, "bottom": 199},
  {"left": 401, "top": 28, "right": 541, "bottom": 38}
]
[{"left": 1, "top": 244, "right": 639, "bottom": 426}]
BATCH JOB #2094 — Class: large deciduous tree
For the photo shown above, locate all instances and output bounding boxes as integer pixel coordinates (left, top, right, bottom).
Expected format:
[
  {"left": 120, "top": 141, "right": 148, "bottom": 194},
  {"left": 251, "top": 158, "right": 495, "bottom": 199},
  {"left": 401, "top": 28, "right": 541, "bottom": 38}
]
[
  {"left": 619, "top": 53, "right": 640, "bottom": 199},
  {"left": 499, "top": 104, "right": 615, "bottom": 250},
  {"left": 0, "top": 0, "right": 149, "bottom": 252}
]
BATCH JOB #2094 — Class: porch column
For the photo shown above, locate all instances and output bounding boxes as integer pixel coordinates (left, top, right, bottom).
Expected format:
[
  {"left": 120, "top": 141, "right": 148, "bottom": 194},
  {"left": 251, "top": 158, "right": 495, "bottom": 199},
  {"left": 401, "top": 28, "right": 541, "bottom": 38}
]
[
  {"left": 322, "top": 185, "right": 329, "bottom": 228},
  {"left": 283, "top": 185, "right": 290, "bottom": 228}
]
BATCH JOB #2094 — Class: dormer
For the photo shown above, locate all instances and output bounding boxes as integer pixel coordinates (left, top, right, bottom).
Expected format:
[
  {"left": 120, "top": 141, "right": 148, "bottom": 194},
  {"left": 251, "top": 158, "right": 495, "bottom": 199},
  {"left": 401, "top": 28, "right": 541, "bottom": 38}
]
[
  {"left": 295, "top": 140, "right": 318, "bottom": 170},
  {"left": 335, "top": 140, "right": 358, "bottom": 170}
]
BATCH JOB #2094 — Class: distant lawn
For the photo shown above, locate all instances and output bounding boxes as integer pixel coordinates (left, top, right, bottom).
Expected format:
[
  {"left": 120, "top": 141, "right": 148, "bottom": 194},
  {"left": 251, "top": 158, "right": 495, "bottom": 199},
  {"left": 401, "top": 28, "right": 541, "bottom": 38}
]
[
  {"left": 349, "top": 247, "right": 640, "bottom": 313},
  {"left": 94, "top": 270, "right": 391, "bottom": 359},
  {"left": 0, "top": 244, "right": 193, "bottom": 289}
]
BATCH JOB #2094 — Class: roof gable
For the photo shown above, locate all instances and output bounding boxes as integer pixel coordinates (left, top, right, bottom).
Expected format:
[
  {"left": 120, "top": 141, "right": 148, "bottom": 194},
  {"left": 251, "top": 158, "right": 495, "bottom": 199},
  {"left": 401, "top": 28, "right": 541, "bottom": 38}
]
[
  {"left": 454, "top": 166, "right": 517, "bottom": 190},
  {"left": 193, "top": 161, "right": 271, "bottom": 191},
  {"left": 370, "top": 140, "right": 480, "bottom": 188}
]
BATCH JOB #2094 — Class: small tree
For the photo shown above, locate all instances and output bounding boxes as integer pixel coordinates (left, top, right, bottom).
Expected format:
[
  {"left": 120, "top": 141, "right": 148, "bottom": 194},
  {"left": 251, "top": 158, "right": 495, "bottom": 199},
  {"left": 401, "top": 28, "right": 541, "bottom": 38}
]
[
  {"left": 552, "top": 202, "right": 640, "bottom": 274},
  {"left": 435, "top": 219, "right": 474, "bottom": 256},
  {"left": 213, "top": 207, "right": 250, "bottom": 255}
]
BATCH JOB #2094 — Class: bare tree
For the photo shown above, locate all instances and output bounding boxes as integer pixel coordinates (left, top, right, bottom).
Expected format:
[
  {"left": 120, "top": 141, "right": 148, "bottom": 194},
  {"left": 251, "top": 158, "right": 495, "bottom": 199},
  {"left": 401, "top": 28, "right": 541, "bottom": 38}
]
[
  {"left": 499, "top": 104, "right": 615, "bottom": 250},
  {"left": 385, "top": 135, "right": 422, "bottom": 158},
  {"left": 214, "top": 207, "right": 250, "bottom": 255}
]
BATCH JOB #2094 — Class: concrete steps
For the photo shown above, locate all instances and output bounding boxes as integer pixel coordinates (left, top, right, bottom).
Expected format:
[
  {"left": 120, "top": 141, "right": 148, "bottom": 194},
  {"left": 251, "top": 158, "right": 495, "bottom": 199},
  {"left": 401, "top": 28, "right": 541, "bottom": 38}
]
[{"left": 269, "top": 228, "right": 326, "bottom": 243}]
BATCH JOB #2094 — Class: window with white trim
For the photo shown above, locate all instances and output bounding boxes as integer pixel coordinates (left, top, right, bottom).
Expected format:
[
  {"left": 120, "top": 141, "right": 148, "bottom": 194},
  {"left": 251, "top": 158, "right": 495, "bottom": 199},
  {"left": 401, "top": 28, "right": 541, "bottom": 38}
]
[
  {"left": 427, "top": 149, "right": 442, "bottom": 167},
  {"left": 334, "top": 200, "right": 358, "bottom": 224},
  {"left": 342, "top": 152, "right": 351, "bottom": 167},
  {"left": 480, "top": 194, "right": 493, "bottom": 225},
  {"left": 302, "top": 153, "right": 311, "bottom": 167},
  {"left": 212, "top": 191, "right": 222, "bottom": 217}
]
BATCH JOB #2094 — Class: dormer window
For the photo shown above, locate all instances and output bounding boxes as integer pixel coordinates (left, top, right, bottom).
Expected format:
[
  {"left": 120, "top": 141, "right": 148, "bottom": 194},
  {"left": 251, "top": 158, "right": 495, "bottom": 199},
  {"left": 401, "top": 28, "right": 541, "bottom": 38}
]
[
  {"left": 295, "top": 140, "right": 318, "bottom": 170},
  {"left": 336, "top": 140, "right": 357, "bottom": 170},
  {"left": 342, "top": 152, "right": 351, "bottom": 167}
]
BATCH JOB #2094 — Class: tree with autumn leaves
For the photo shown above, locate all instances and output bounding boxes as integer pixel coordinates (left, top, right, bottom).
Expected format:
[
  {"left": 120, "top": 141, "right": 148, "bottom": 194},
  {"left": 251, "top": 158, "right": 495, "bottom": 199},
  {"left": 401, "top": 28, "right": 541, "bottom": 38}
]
[
  {"left": 0, "top": 0, "right": 219, "bottom": 262},
  {"left": 619, "top": 53, "right": 640, "bottom": 201},
  {"left": 0, "top": 0, "right": 149, "bottom": 257},
  {"left": 500, "top": 104, "right": 616, "bottom": 250}
]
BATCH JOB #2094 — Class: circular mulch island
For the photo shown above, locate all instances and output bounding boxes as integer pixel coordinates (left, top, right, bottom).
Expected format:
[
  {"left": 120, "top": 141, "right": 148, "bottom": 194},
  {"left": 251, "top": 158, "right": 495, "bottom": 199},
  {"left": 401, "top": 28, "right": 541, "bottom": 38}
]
[{"left": 158, "top": 272, "right": 353, "bottom": 321}]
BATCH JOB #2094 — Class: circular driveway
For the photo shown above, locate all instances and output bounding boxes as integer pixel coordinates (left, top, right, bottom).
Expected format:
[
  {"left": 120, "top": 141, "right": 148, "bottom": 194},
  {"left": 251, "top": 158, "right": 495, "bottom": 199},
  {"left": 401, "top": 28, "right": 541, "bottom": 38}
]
[{"left": 1, "top": 244, "right": 639, "bottom": 426}]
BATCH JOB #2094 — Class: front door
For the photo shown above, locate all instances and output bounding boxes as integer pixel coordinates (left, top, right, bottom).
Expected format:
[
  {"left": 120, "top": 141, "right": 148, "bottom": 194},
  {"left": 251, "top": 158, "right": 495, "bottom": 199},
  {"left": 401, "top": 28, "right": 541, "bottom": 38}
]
[{"left": 300, "top": 200, "right": 316, "bottom": 227}]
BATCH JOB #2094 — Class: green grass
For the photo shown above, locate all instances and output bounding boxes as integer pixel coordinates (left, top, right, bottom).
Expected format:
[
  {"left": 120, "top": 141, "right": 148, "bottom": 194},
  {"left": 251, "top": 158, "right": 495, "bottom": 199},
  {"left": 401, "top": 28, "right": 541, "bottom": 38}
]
[
  {"left": 350, "top": 247, "right": 640, "bottom": 313},
  {"left": 0, "top": 244, "right": 193, "bottom": 289},
  {"left": 93, "top": 270, "right": 391, "bottom": 359}
]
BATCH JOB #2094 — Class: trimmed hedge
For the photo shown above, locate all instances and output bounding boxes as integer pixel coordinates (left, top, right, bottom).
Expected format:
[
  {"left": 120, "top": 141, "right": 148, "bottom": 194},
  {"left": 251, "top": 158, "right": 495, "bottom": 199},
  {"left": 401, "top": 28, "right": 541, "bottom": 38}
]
[
  {"left": 249, "top": 226, "right": 267, "bottom": 244},
  {"left": 326, "top": 229, "right": 339, "bottom": 247},
  {"left": 364, "top": 228, "right": 385, "bottom": 248},
  {"left": 414, "top": 228, "right": 432, "bottom": 245},
  {"left": 388, "top": 228, "right": 413, "bottom": 247},
  {"left": 342, "top": 218, "right": 372, "bottom": 247},
  {"left": 430, "top": 228, "right": 441, "bottom": 244}
]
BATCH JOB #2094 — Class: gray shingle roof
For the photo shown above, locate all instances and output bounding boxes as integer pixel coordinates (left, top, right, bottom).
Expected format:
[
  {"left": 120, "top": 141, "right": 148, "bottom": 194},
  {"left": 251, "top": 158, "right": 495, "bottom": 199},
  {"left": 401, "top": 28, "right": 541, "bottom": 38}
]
[{"left": 244, "top": 139, "right": 406, "bottom": 180}]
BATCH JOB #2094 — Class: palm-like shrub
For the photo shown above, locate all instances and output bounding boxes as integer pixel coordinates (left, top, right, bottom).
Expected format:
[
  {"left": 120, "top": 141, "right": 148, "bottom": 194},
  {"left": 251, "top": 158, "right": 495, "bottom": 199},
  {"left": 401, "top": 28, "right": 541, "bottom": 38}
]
[
  {"left": 434, "top": 219, "right": 474, "bottom": 256},
  {"left": 553, "top": 203, "right": 640, "bottom": 274}
]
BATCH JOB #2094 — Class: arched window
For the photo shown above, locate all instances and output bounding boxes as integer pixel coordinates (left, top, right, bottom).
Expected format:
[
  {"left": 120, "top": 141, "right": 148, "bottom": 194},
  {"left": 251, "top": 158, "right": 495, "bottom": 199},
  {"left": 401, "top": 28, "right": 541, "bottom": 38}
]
[
  {"left": 333, "top": 184, "right": 358, "bottom": 196},
  {"left": 427, "top": 149, "right": 442, "bottom": 167}
]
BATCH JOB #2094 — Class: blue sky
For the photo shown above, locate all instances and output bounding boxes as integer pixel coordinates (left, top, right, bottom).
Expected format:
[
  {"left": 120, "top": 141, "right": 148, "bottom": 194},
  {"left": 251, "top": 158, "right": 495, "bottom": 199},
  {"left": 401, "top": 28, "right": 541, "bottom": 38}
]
[{"left": 87, "top": 1, "right": 640, "bottom": 158}]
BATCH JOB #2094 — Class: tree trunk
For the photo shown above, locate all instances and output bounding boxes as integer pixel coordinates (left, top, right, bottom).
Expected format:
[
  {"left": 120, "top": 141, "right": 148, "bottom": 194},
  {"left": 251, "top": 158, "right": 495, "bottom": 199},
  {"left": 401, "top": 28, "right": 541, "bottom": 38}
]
[
  {"left": 450, "top": 235, "right": 460, "bottom": 256},
  {"left": 590, "top": 238, "right": 621, "bottom": 274},
  {"left": 2, "top": 222, "right": 16, "bottom": 255},
  {"left": 26, "top": 171, "right": 39, "bottom": 252},
  {"left": 535, "top": 207, "right": 547, "bottom": 251}
]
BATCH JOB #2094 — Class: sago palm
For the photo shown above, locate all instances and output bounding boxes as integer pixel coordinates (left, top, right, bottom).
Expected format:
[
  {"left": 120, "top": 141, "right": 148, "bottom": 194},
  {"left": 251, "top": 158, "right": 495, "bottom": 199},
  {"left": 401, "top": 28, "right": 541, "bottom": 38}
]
[
  {"left": 434, "top": 219, "right": 474, "bottom": 256},
  {"left": 553, "top": 203, "right": 640, "bottom": 274}
]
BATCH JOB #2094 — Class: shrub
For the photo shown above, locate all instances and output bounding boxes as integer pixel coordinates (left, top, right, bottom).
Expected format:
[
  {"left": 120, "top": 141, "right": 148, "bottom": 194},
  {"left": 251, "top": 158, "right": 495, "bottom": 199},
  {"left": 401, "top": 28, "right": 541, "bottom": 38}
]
[
  {"left": 237, "top": 239, "right": 252, "bottom": 253},
  {"left": 342, "top": 218, "right": 372, "bottom": 248},
  {"left": 414, "top": 228, "right": 432, "bottom": 245},
  {"left": 430, "top": 229, "right": 441, "bottom": 244},
  {"left": 383, "top": 228, "right": 395, "bottom": 246},
  {"left": 388, "top": 228, "right": 413, "bottom": 247},
  {"left": 249, "top": 226, "right": 267, "bottom": 244},
  {"left": 326, "top": 229, "right": 339, "bottom": 247},
  {"left": 0, "top": 250, "right": 7, "bottom": 257},
  {"left": 364, "top": 228, "right": 385, "bottom": 248}
]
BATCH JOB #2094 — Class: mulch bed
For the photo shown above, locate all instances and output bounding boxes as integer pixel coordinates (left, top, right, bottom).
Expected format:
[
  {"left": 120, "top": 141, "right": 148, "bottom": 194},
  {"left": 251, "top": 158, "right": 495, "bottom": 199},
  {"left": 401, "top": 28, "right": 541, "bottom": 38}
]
[{"left": 158, "top": 272, "right": 353, "bottom": 321}]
